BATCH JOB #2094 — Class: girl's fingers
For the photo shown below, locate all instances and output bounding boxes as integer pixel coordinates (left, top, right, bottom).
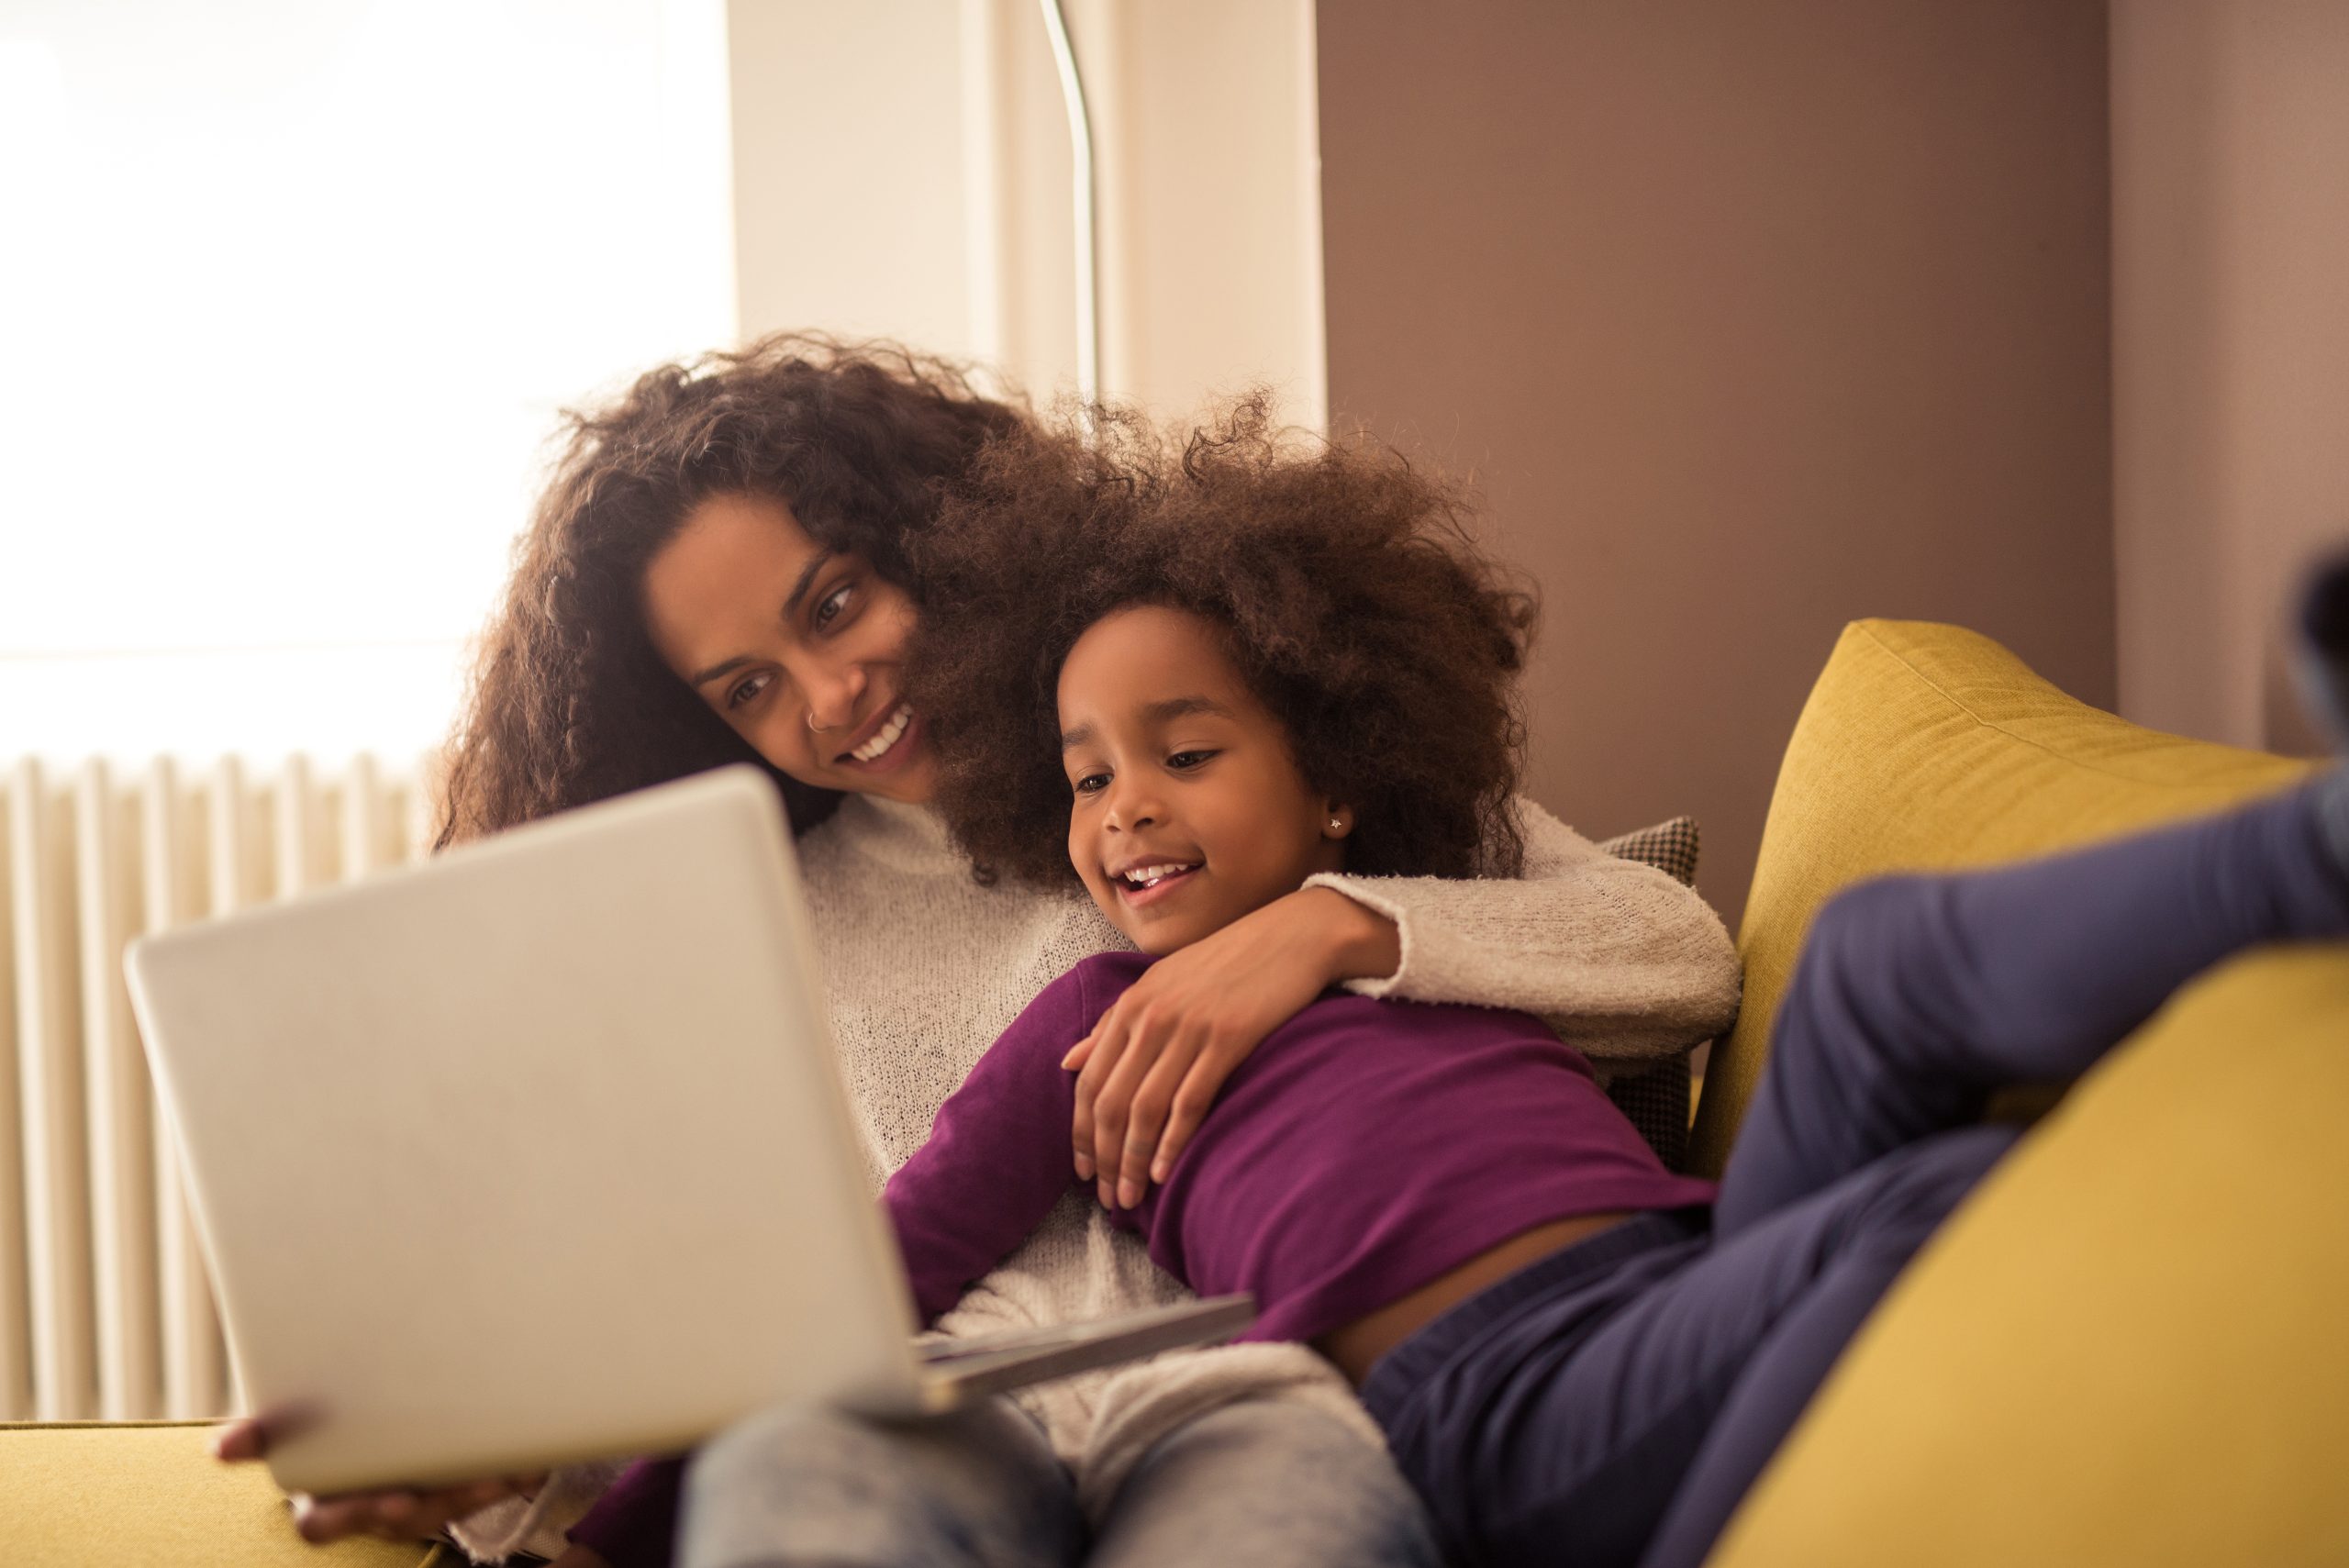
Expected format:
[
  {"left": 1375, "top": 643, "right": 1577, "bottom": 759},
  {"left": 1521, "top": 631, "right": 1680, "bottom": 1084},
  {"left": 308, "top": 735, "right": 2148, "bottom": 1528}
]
[{"left": 1117, "top": 1033, "right": 1207, "bottom": 1207}]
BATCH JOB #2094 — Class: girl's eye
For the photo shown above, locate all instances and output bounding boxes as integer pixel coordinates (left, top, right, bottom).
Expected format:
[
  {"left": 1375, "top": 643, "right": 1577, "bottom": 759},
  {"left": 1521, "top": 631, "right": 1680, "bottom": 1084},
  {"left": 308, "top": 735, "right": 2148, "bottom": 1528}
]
[
  {"left": 1073, "top": 773, "right": 1109, "bottom": 795},
  {"left": 814, "top": 582, "right": 854, "bottom": 629},
  {"left": 1166, "top": 750, "right": 1217, "bottom": 771},
  {"left": 726, "top": 673, "right": 771, "bottom": 710}
]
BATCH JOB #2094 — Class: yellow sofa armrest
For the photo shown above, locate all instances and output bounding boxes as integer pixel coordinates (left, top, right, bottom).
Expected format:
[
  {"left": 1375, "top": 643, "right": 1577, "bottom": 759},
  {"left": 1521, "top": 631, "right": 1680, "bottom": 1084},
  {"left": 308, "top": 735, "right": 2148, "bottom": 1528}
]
[{"left": 0, "top": 1420, "right": 444, "bottom": 1568}]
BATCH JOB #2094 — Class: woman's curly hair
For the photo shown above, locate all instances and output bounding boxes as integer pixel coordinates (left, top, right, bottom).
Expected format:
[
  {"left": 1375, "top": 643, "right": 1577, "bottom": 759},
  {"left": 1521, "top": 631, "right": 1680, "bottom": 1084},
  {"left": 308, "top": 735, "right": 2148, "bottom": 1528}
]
[
  {"left": 434, "top": 333, "right": 1027, "bottom": 849},
  {"left": 908, "top": 395, "right": 1540, "bottom": 888}
]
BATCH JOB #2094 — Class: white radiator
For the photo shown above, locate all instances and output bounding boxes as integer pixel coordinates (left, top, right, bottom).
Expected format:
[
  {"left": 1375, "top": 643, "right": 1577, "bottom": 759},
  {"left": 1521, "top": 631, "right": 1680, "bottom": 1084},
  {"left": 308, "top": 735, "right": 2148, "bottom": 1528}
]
[{"left": 2, "top": 754, "right": 436, "bottom": 1422}]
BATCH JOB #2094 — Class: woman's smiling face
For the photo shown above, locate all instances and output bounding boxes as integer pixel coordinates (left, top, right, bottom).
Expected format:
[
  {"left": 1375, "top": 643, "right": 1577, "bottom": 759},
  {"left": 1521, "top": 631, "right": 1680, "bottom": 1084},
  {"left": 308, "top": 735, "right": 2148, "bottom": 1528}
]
[
  {"left": 642, "top": 491, "right": 939, "bottom": 803},
  {"left": 1058, "top": 605, "right": 1350, "bottom": 954}
]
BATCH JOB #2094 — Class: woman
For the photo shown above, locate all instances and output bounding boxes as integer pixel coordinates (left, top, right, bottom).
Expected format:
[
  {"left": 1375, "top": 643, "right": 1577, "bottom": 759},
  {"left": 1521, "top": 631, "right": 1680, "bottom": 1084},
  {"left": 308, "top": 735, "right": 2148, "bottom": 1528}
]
[{"left": 217, "top": 335, "right": 1742, "bottom": 1567}]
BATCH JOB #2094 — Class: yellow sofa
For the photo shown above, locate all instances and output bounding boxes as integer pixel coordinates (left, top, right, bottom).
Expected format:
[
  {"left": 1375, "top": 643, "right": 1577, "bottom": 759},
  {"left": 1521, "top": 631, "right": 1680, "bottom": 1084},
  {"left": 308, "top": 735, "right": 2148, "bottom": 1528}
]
[
  {"left": 1698, "top": 619, "right": 2347, "bottom": 1567},
  {"left": 0, "top": 1418, "right": 442, "bottom": 1565},
  {"left": 6, "top": 619, "right": 2343, "bottom": 1566}
]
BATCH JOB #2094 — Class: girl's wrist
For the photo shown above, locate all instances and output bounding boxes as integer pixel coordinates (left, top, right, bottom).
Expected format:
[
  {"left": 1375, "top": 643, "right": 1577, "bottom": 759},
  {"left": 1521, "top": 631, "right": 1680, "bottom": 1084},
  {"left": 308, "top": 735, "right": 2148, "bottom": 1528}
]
[{"left": 1292, "top": 884, "right": 1403, "bottom": 984}]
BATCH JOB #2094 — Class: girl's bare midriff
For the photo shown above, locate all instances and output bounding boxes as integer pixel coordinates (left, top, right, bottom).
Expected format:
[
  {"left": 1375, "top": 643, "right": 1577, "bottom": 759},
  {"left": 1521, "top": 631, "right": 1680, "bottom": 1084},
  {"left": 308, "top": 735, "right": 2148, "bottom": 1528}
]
[{"left": 1318, "top": 1211, "right": 1638, "bottom": 1385}]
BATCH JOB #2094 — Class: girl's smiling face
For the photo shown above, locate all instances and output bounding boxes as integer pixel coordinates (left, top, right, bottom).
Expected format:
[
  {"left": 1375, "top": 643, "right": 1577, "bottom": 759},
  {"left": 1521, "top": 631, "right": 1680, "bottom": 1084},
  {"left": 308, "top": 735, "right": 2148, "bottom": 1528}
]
[
  {"left": 643, "top": 491, "right": 939, "bottom": 803},
  {"left": 1058, "top": 605, "right": 1352, "bottom": 954}
]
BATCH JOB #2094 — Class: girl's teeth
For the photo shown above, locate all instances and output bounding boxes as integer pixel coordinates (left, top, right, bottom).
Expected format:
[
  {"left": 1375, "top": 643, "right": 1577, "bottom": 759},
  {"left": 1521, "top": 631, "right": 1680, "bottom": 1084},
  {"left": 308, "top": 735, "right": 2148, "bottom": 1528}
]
[{"left": 851, "top": 705, "right": 912, "bottom": 762}]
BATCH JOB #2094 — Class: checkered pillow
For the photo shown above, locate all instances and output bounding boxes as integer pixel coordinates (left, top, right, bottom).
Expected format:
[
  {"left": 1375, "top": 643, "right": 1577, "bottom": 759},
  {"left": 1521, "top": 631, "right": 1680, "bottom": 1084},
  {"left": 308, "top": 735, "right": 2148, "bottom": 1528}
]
[
  {"left": 1594, "top": 816, "right": 1700, "bottom": 889},
  {"left": 1592, "top": 816, "right": 1704, "bottom": 1172}
]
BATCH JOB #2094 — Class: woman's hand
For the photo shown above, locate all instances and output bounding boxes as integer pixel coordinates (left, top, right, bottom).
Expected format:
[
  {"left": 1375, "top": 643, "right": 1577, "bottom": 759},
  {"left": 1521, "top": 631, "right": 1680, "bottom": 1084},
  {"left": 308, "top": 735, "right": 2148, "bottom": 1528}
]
[
  {"left": 1066, "top": 886, "right": 1400, "bottom": 1208},
  {"left": 211, "top": 1412, "right": 545, "bottom": 1544}
]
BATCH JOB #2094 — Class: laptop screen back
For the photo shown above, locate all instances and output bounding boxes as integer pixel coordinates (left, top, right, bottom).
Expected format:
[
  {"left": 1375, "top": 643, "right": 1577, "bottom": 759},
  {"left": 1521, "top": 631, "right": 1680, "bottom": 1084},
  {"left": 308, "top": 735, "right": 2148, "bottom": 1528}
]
[{"left": 127, "top": 767, "right": 920, "bottom": 1495}]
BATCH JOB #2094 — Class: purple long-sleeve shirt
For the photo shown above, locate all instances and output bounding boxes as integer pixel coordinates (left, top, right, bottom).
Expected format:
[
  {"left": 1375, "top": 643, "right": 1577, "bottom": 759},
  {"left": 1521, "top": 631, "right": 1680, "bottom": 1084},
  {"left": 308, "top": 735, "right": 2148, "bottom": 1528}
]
[
  {"left": 887, "top": 951, "right": 1717, "bottom": 1344},
  {"left": 571, "top": 951, "right": 1716, "bottom": 1567}
]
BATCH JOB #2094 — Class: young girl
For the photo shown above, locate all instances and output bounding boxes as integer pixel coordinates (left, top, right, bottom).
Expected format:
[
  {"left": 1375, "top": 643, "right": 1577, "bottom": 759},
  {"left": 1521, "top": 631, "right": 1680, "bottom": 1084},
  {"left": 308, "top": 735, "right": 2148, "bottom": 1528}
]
[
  {"left": 214, "top": 339, "right": 1744, "bottom": 1567},
  {"left": 740, "top": 409, "right": 2346, "bottom": 1568}
]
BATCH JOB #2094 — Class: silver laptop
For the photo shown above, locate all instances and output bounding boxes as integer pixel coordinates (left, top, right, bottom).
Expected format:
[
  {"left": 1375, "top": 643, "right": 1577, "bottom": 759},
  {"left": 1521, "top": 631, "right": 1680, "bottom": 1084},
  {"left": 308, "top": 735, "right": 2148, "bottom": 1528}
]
[{"left": 124, "top": 764, "right": 1251, "bottom": 1497}]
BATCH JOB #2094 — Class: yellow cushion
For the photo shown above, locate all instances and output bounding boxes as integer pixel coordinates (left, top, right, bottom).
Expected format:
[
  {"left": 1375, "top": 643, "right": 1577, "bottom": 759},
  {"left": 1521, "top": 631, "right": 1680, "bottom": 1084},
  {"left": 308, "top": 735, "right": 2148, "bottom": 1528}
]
[
  {"left": 1709, "top": 948, "right": 2349, "bottom": 1566},
  {"left": 1688, "top": 618, "right": 2313, "bottom": 1177},
  {"left": 0, "top": 1420, "right": 441, "bottom": 1568}
]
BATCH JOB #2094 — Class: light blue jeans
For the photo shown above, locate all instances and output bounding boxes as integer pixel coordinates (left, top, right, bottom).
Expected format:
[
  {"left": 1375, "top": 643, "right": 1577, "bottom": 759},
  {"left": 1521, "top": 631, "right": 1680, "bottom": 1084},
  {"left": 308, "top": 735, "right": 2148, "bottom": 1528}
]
[{"left": 678, "top": 1394, "right": 1440, "bottom": 1568}]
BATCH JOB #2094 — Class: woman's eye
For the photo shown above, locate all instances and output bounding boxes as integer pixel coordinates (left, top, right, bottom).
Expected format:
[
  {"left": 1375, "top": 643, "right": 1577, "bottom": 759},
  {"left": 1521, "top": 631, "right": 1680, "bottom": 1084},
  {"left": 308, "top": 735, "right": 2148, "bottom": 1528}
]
[
  {"left": 814, "top": 582, "right": 854, "bottom": 629},
  {"left": 1166, "top": 750, "right": 1217, "bottom": 771},
  {"left": 726, "top": 673, "right": 771, "bottom": 710}
]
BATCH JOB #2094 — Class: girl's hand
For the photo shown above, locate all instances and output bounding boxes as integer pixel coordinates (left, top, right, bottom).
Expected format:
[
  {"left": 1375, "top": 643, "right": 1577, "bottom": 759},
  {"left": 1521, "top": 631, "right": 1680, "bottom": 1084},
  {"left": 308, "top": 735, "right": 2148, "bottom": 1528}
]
[
  {"left": 1066, "top": 886, "right": 1400, "bottom": 1208},
  {"left": 212, "top": 1412, "right": 545, "bottom": 1544}
]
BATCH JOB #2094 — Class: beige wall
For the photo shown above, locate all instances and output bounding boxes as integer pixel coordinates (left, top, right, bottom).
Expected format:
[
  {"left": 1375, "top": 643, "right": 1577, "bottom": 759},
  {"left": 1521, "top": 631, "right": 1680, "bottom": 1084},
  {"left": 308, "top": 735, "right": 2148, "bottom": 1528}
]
[
  {"left": 726, "top": 0, "right": 1323, "bottom": 425},
  {"left": 1083, "top": 0, "right": 1326, "bottom": 428},
  {"left": 1318, "top": 0, "right": 2115, "bottom": 926},
  {"left": 2112, "top": 0, "right": 2349, "bottom": 758},
  {"left": 727, "top": 3, "right": 977, "bottom": 363}
]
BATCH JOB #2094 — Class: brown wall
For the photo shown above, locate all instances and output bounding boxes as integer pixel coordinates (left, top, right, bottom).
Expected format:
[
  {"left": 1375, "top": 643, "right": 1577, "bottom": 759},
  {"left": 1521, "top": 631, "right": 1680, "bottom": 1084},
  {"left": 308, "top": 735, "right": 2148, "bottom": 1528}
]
[
  {"left": 2112, "top": 0, "right": 2349, "bottom": 759},
  {"left": 1318, "top": 0, "right": 2115, "bottom": 927}
]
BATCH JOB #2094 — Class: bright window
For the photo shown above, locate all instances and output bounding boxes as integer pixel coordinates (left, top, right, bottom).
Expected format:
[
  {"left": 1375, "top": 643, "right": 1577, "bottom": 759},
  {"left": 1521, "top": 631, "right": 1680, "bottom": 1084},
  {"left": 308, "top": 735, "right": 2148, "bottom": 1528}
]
[{"left": 0, "top": 0, "right": 735, "bottom": 761}]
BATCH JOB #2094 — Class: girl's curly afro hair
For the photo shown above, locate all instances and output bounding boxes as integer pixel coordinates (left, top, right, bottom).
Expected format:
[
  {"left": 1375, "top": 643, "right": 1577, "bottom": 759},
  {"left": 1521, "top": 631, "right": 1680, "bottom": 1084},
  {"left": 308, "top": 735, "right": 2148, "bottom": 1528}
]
[{"left": 907, "top": 395, "right": 1540, "bottom": 888}]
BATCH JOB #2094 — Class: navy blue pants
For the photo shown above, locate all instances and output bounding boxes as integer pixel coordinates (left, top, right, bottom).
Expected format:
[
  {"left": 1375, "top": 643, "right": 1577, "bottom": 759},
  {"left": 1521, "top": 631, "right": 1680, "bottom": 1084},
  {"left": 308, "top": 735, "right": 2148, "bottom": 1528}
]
[{"left": 1364, "top": 784, "right": 2349, "bottom": 1568}]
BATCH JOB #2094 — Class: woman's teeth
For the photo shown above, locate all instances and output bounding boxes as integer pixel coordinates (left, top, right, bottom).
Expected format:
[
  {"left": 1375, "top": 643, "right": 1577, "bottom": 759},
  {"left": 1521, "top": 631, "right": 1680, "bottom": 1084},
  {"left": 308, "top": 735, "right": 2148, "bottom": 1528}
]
[
  {"left": 1121, "top": 863, "right": 1199, "bottom": 889},
  {"left": 849, "top": 704, "right": 913, "bottom": 763}
]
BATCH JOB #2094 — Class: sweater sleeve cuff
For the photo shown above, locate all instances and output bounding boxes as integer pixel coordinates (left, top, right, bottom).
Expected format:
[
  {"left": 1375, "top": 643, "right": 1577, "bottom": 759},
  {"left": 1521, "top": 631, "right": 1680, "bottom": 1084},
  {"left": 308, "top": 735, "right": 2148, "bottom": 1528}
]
[{"left": 1300, "top": 871, "right": 1416, "bottom": 999}]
